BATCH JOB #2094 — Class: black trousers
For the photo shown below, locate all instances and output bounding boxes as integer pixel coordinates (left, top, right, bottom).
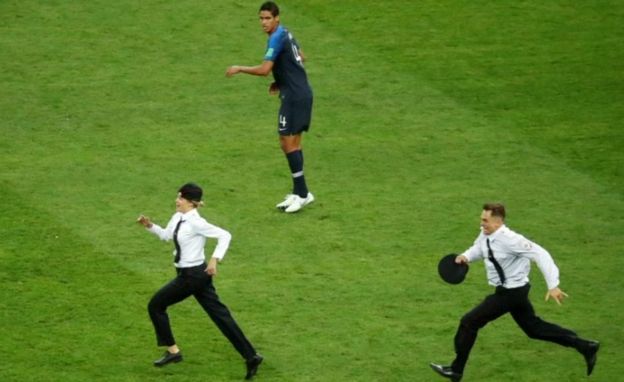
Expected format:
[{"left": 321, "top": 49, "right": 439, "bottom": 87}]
[
  {"left": 451, "top": 284, "right": 580, "bottom": 373},
  {"left": 148, "top": 264, "right": 256, "bottom": 360}
]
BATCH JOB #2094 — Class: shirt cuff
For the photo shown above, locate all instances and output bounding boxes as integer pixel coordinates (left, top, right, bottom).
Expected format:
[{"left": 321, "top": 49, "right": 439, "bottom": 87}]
[
  {"left": 546, "top": 278, "right": 560, "bottom": 290},
  {"left": 211, "top": 253, "right": 225, "bottom": 261},
  {"left": 460, "top": 250, "right": 474, "bottom": 262}
]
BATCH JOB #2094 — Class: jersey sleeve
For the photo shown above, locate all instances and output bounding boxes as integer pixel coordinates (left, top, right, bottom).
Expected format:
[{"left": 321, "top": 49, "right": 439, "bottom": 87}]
[{"left": 263, "top": 28, "right": 286, "bottom": 61}]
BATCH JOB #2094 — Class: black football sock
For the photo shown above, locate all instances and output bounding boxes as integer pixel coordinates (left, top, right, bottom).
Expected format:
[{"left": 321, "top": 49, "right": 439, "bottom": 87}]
[{"left": 286, "top": 150, "right": 308, "bottom": 198}]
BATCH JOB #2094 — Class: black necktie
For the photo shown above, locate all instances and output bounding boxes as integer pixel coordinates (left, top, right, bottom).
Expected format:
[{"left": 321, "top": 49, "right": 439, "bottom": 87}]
[
  {"left": 173, "top": 219, "right": 184, "bottom": 264},
  {"left": 486, "top": 238, "right": 506, "bottom": 285}
]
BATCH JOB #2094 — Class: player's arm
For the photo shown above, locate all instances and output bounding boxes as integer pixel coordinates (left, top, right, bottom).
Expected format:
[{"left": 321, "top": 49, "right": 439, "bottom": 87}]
[
  {"left": 511, "top": 236, "right": 565, "bottom": 303},
  {"left": 226, "top": 60, "right": 274, "bottom": 77},
  {"left": 227, "top": 29, "right": 283, "bottom": 77},
  {"left": 456, "top": 233, "right": 485, "bottom": 264},
  {"left": 512, "top": 236, "right": 560, "bottom": 290},
  {"left": 137, "top": 214, "right": 177, "bottom": 241}
]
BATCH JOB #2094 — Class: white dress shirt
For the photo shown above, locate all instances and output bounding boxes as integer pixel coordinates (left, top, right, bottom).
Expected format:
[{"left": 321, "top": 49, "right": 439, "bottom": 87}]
[
  {"left": 147, "top": 209, "right": 232, "bottom": 268},
  {"left": 460, "top": 225, "right": 560, "bottom": 290}
]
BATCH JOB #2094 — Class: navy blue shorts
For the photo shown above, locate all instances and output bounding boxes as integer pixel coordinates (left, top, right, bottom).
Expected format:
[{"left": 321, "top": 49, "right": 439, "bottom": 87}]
[{"left": 277, "top": 96, "right": 313, "bottom": 136}]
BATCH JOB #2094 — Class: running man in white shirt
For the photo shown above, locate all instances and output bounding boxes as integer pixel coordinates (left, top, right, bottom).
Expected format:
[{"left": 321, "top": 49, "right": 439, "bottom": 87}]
[
  {"left": 137, "top": 183, "right": 263, "bottom": 380},
  {"left": 430, "top": 203, "right": 600, "bottom": 382}
]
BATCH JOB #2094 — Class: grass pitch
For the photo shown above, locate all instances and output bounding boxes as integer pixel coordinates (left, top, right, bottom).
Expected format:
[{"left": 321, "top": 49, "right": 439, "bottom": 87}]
[{"left": 1, "top": 1, "right": 623, "bottom": 381}]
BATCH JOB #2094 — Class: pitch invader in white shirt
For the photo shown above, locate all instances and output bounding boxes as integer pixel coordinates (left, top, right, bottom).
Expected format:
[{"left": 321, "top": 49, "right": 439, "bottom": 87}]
[
  {"left": 431, "top": 203, "right": 600, "bottom": 382},
  {"left": 137, "top": 183, "right": 263, "bottom": 380}
]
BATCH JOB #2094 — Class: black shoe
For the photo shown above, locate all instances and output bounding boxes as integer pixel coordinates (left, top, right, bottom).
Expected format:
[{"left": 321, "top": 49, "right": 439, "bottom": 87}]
[
  {"left": 430, "top": 363, "right": 462, "bottom": 382},
  {"left": 245, "top": 354, "right": 263, "bottom": 380},
  {"left": 581, "top": 340, "right": 600, "bottom": 376},
  {"left": 153, "top": 350, "right": 183, "bottom": 367}
]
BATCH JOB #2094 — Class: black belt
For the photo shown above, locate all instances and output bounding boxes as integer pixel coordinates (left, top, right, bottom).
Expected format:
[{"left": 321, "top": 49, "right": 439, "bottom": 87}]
[
  {"left": 176, "top": 263, "right": 206, "bottom": 275},
  {"left": 496, "top": 283, "right": 530, "bottom": 294}
]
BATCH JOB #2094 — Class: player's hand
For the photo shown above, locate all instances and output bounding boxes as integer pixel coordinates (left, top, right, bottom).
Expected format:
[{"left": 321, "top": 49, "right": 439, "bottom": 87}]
[
  {"left": 545, "top": 287, "right": 569, "bottom": 305},
  {"left": 225, "top": 66, "right": 241, "bottom": 77},
  {"left": 206, "top": 257, "right": 218, "bottom": 276},
  {"left": 455, "top": 255, "right": 469, "bottom": 264},
  {"left": 269, "top": 82, "right": 279, "bottom": 95},
  {"left": 137, "top": 215, "right": 153, "bottom": 228}
]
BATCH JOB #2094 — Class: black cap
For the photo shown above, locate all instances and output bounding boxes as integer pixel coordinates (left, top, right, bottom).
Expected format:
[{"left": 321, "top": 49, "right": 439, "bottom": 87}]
[
  {"left": 178, "top": 183, "right": 203, "bottom": 202},
  {"left": 438, "top": 254, "right": 469, "bottom": 284}
]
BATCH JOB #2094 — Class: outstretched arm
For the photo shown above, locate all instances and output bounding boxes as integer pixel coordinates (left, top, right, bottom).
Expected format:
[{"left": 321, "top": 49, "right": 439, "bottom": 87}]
[
  {"left": 226, "top": 60, "right": 274, "bottom": 77},
  {"left": 137, "top": 215, "right": 153, "bottom": 228},
  {"left": 457, "top": 232, "right": 487, "bottom": 264},
  {"left": 137, "top": 214, "right": 176, "bottom": 241}
]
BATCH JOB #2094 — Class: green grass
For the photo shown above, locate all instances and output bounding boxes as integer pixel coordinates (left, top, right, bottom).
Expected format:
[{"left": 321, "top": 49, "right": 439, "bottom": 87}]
[{"left": 1, "top": 0, "right": 623, "bottom": 381}]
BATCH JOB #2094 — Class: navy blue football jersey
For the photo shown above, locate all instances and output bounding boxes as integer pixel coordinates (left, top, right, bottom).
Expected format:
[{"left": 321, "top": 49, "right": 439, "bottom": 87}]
[{"left": 264, "top": 25, "right": 312, "bottom": 99}]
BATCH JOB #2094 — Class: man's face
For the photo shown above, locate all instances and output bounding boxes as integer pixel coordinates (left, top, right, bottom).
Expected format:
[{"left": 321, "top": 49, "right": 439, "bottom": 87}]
[
  {"left": 481, "top": 210, "right": 503, "bottom": 235},
  {"left": 259, "top": 10, "right": 279, "bottom": 34}
]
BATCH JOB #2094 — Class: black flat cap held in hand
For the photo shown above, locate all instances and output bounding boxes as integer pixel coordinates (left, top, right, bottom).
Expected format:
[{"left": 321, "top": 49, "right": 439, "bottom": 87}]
[{"left": 438, "top": 254, "right": 469, "bottom": 284}]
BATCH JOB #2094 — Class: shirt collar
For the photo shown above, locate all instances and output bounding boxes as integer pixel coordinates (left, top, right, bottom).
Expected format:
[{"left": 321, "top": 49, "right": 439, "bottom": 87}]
[
  {"left": 179, "top": 209, "right": 199, "bottom": 220},
  {"left": 485, "top": 224, "right": 507, "bottom": 241},
  {"left": 270, "top": 24, "right": 284, "bottom": 37}
]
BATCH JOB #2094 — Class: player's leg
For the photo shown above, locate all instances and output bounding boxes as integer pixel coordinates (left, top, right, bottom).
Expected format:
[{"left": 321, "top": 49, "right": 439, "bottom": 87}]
[
  {"left": 193, "top": 276, "right": 258, "bottom": 360},
  {"left": 510, "top": 286, "right": 600, "bottom": 375},
  {"left": 275, "top": 135, "right": 300, "bottom": 210},
  {"left": 148, "top": 276, "right": 192, "bottom": 347},
  {"left": 450, "top": 291, "right": 510, "bottom": 374},
  {"left": 278, "top": 98, "right": 313, "bottom": 213},
  {"left": 510, "top": 289, "right": 578, "bottom": 347},
  {"left": 281, "top": 134, "right": 308, "bottom": 197},
  {"left": 275, "top": 100, "right": 298, "bottom": 209},
  {"left": 431, "top": 291, "right": 510, "bottom": 381},
  {"left": 279, "top": 133, "right": 302, "bottom": 151},
  {"left": 281, "top": 137, "right": 314, "bottom": 213},
  {"left": 148, "top": 274, "right": 192, "bottom": 366}
]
